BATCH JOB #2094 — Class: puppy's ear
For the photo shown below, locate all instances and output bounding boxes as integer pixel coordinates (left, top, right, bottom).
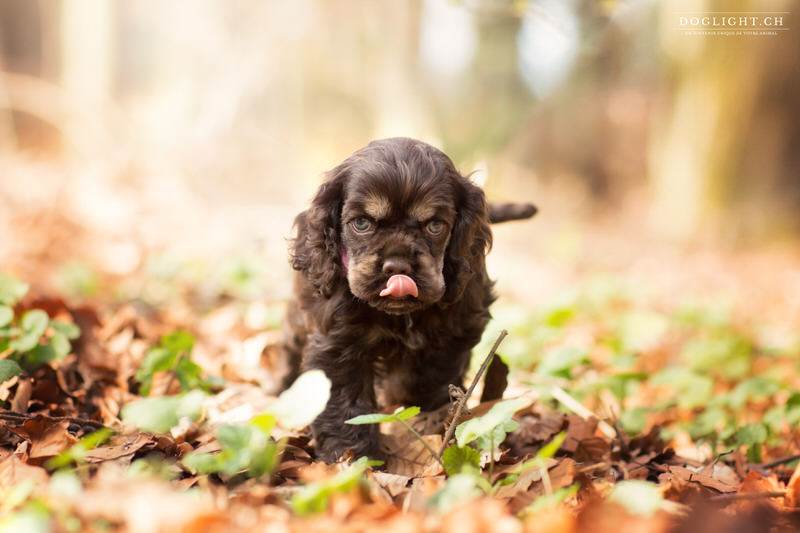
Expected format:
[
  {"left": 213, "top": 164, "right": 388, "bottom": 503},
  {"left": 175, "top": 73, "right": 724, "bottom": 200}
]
[
  {"left": 441, "top": 175, "right": 492, "bottom": 304},
  {"left": 291, "top": 165, "right": 348, "bottom": 298}
]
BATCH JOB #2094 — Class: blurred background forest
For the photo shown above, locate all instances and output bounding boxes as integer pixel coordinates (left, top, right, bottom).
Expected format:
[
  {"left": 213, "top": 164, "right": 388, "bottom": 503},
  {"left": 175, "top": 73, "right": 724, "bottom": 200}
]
[{"left": 0, "top": 0, "right": 798, "bottom": 309}]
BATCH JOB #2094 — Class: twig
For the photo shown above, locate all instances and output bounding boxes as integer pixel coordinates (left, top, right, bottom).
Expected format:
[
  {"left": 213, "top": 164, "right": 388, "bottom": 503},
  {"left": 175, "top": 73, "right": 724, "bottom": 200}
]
[
  {"left": 755, "top": 453, "right": 800, "bottom": 470},
  {"left": 708, "top": 490, "right": 786, "bottom": 504},
  {"left": 0, "top": 409, "right": 107, "bottom": 429},
  {"left": 397, "top": 418, "right": 443, "bottom": 467},
  {"left": 438, "top": 330, "right": 507, "bottom": 457}
]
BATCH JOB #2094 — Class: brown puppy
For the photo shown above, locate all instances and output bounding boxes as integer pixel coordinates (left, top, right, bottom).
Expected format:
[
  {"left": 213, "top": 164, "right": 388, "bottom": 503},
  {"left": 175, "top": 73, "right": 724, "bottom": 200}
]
[{"left": 283, "top": 137, "right": 534, "bottom": 462}]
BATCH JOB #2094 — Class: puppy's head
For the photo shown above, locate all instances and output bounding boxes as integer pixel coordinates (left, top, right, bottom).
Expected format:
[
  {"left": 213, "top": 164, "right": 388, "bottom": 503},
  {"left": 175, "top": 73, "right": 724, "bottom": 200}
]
[{"left": 291, "top": 137, "right": 491, "bottom": 314}]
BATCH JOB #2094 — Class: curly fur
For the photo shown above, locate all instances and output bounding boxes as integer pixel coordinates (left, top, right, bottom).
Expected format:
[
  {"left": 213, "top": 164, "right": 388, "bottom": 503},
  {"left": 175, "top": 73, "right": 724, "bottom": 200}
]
[{"left": 283, "top": 137, "right": 495, "bottom": 462}]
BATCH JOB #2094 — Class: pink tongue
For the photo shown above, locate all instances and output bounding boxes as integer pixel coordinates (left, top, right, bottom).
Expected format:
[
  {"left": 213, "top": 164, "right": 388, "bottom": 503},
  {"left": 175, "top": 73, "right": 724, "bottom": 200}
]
[{"left": 380, "top": 274, "right": 418, "bottom": 298}]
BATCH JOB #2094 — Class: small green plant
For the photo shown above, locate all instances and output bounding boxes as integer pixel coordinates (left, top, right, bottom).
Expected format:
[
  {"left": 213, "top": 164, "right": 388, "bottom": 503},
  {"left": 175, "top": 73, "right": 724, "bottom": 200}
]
[
  {"left": 182, "top": 419, "right": 280, "bottom": 479},
  {"left": 289, "top": 457, "right": 379, "bottom": 515},
  {"left": 181, "top": 370, "right": 332, "bottom": 481},
  {"left": 134, "top": 330, "right": 220, "bottom": 395},
  {"left": 347, "top": 397, "right": 529, "bottom": 482},
  {"left": 453, "top": 398, "right": 526, "bottom": 452},
  {"left": 0, "top": 274, "right": 80, "bottom": 384},
  {"left": 45, "top": 428, "right": 114, "bottom": 472},
  {"left": 433, "top": 430, "right": 568, "bottom": 513},
  {"left": 347, "top": 406, "right": 441, "bottom": 463},
  {"left": 121, "top": 389, "right": 208, "bottom": 433}
]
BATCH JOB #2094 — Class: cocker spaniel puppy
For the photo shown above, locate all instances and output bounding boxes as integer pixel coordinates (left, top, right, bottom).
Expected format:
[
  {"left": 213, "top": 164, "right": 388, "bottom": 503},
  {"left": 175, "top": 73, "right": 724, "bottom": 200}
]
[{"left": 283, "top": 137, "right": 535, "bottom": 462}]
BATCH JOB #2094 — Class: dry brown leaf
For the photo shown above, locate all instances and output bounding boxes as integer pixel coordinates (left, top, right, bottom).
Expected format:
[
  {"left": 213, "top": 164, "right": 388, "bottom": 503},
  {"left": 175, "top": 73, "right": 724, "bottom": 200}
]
[
  {"left": 522, "top": 506, "right": 576, "bottom": 533},
  {"left": 784, "top": 461, "right": 800, "bottom": 507},
  {"left": 372, "top": 471, "right": 413, "bottom": 498},
  {"left": 0, "top": 452, "right": 49, "bottom": 490},
  {"left": 382, "top": 432, "right": 443, "bottom": 477},
  {"left": 10, "top": 378, "right": 33, "bottom": 413},
  {"left": 494, "top": 458, "right": 559, "bottom": 499},
  {"left": 577, "top": 500, "right": 672, "bottom": 533},
  {"left": 665, "top": 465, "right": 737, "bottom": 494},
  {"left": 731, "top": 470, "right": 786, "bottom": 513},
  {"left": 83, "top": 433, "right": 154, "bottom": 463},
  {"left": 562, "top": 416, "right": 599, "bottom": 453},
  {"left": 10, "top": 417, "right": 77, "bottom": 462},
  {"left": 440, "top": 497, "right": 522, "bottom": 533},
  {"left": 573, "top": 436, "right": 610, "bottom": 464},
  {"left": 521, "top": 414, "right": 566, "bottom": 441}
]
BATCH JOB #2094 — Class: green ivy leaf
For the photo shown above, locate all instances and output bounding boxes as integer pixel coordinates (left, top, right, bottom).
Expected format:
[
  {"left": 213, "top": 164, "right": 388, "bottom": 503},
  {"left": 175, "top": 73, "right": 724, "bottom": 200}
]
[
  {"left": 174, "top": 356, "right": 205, "bottom": 391},
  {"left": 182, "top": 422, "right": 280, "bottom": 479},
  {"left": 268, "top": 370, "right": 331, "bottom": 429},
  {"left": 735, "top": 423, "right": 767, "bottom": 446},
  {"left": 0, "top": 306, "right": 13, "bottom": 328},
  {"left": 619, "top": 407, "right": 649, "bottom": 435},
  {"left": 442, "top": 445, "right": 481, "bottom": 476},
  {"left": 134, "top": 347, "right": 175, "bottom": 396},
  {"left": 25, "top": 344, "right": 57, "bottom": 365},
  {"left": 249, "top": 413, "right": 277, "bottom": 435},
  {"left": 346, "top": 413, "right": 394, "bottom": 425},
  {"left": 455, "top": 398, "right": 527, "bottom": 449},
  {"left": 650, "top": 368, "right": 713, "bottom": 409},
  {"left": 726, "top": 377, "right": 780, "bottom": 410},
  {"left": 121, "top": 390, "right": 206, "bottom": 433},
  {"left": 9, "top": 333, "right": 41, "bottom": 353},
  {"left": 685, "top": 407, "right": 726, "bottom": 439},
  {"left": 535, "top": 347, "right": 588, "bottom": 378},
  {"left": 0, "top": 275, "right": 29, "bottom": 305},
  {"left": 20, "top": 310, "right": 48, "bottom": 337},
  {"left": 395, "top": 406, "right": 421, "bottom": 420},
  {"left": 346, "top": 406, "right": 421, "bottom": 425},
  {"left": 161, "top": 330, "right": 195, "bottom": 354},
  {"left": 50, "top": 321, "right": 80, "bottom": 340},
  {"left": 136, "top": 347, "right": 176, "bottom": 380},
  {"left": 49, "top": 333, "right": 71, "bottom": 359},
  {"left": 0, "top": 359, "right": 23, "bottom": 382}
]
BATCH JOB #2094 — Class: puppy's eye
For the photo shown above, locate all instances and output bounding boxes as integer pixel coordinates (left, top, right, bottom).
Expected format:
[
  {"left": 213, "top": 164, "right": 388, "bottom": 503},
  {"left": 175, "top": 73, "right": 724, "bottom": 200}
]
[
  {"left": 351, "top": 217, "right": 373, "bottom": 233},
  {"left": 426, "top": 220, "right": 445, "bottom": 235}
]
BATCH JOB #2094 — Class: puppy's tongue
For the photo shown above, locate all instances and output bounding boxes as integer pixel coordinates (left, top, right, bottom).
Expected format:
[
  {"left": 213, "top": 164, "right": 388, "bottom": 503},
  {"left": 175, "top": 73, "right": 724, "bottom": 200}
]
[{"left": 380, "top": 275, "right": 418, "bottom": 298}]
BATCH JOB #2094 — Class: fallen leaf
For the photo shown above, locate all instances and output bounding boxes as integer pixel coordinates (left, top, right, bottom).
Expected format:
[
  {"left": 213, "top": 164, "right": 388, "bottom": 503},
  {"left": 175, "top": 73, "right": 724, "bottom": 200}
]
[
  {"left": 84, "top": 433, "right": 154, "bottom": 463},
  {"left": 732, "top": 470, "right": 785, "bottom": 513},
  {"left": 382, "top": 433, "right": 443, "bottom": 477},
  {"left": 10, "top": 378, "right": 32, "bottom": 413},
  {"left": 0, "top": 452, "right": 49, "bottom": 489},
  {"left": 372, "top": 471, "right": 413, "bottom": 498},
  {"left": 10, "top": 417, "right": 77, "bottom": 462},
  {"left": 785, "top": 461, "right": 800, "bottom": 507}
]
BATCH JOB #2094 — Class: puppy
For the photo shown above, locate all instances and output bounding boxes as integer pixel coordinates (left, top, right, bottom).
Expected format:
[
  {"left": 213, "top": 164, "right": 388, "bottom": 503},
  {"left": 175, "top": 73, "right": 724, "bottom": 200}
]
[{"left": 283, "top": 137, "right": 535, "bottom": 462}]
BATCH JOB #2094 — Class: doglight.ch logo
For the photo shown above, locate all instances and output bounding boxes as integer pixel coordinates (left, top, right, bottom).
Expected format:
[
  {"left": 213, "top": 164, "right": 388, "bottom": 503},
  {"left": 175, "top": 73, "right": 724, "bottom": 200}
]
[{"left": 675, "top": 12, "right": 790, "bottom": 36}]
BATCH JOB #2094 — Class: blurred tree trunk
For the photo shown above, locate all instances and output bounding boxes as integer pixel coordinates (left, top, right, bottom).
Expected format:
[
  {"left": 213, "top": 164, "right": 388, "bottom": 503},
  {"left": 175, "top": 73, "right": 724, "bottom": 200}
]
[
  {"left": 648, "top": 0, "right": 795, "bottom": 241},
  {"left": 60, "top": 0, "right": 114, "bottom": 103}
]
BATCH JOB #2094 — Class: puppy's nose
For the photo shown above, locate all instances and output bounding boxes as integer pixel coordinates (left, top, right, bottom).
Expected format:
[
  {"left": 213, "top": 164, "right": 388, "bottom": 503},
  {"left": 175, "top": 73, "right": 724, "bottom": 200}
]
[{"left": 382, "top": 258, "right": 412, "bottom": 276}]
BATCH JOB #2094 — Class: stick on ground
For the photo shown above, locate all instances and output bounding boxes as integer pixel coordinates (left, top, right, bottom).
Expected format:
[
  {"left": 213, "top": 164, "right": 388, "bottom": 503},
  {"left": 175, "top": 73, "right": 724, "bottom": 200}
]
[
  {"left": 0, "top": 409, "right": 107, "bottom": 430},
  {"left": 438, "top": 329, "right": 507, "bottom": 457}
]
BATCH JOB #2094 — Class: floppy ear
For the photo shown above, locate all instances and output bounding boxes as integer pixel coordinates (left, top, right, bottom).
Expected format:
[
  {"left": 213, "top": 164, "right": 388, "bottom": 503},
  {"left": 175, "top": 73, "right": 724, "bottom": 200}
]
[
  {"left": 290, "top": 165, "right": 348, "bottom": 298},
  {"left": 441, "top": 174, "right": 492, "bottom": 304}
]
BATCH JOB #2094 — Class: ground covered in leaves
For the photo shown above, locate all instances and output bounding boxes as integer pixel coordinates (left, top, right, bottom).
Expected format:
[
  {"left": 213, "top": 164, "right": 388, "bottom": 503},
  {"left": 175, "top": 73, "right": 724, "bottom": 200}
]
[{"left": 2, "top": 238, "right": 800, "bottom": 533}]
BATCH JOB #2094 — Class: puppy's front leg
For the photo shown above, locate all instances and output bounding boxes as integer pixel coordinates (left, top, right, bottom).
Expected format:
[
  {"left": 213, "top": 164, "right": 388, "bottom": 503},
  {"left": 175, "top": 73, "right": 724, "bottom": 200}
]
[{"left": 304, "top": 334, "right": 380, "bottom": 462}]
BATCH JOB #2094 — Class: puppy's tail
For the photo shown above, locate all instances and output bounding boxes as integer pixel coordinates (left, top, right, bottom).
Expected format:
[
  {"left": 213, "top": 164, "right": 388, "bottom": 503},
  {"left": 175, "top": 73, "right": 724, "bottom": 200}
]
[{"left": 488, "top": 202, "right": 537, "bottom": 224}]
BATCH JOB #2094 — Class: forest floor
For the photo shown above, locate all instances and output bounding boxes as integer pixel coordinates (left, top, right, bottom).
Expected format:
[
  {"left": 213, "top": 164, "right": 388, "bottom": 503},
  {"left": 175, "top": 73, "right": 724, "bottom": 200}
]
[{"left": 2, "top": 199, "right": 800, "bottom": 533}]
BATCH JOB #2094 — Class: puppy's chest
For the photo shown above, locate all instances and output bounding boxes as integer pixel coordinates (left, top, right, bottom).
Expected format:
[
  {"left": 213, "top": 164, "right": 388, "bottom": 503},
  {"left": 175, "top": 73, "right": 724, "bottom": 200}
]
[{"left": 363, "top": 318, "right": 429, "bottom": 367}]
